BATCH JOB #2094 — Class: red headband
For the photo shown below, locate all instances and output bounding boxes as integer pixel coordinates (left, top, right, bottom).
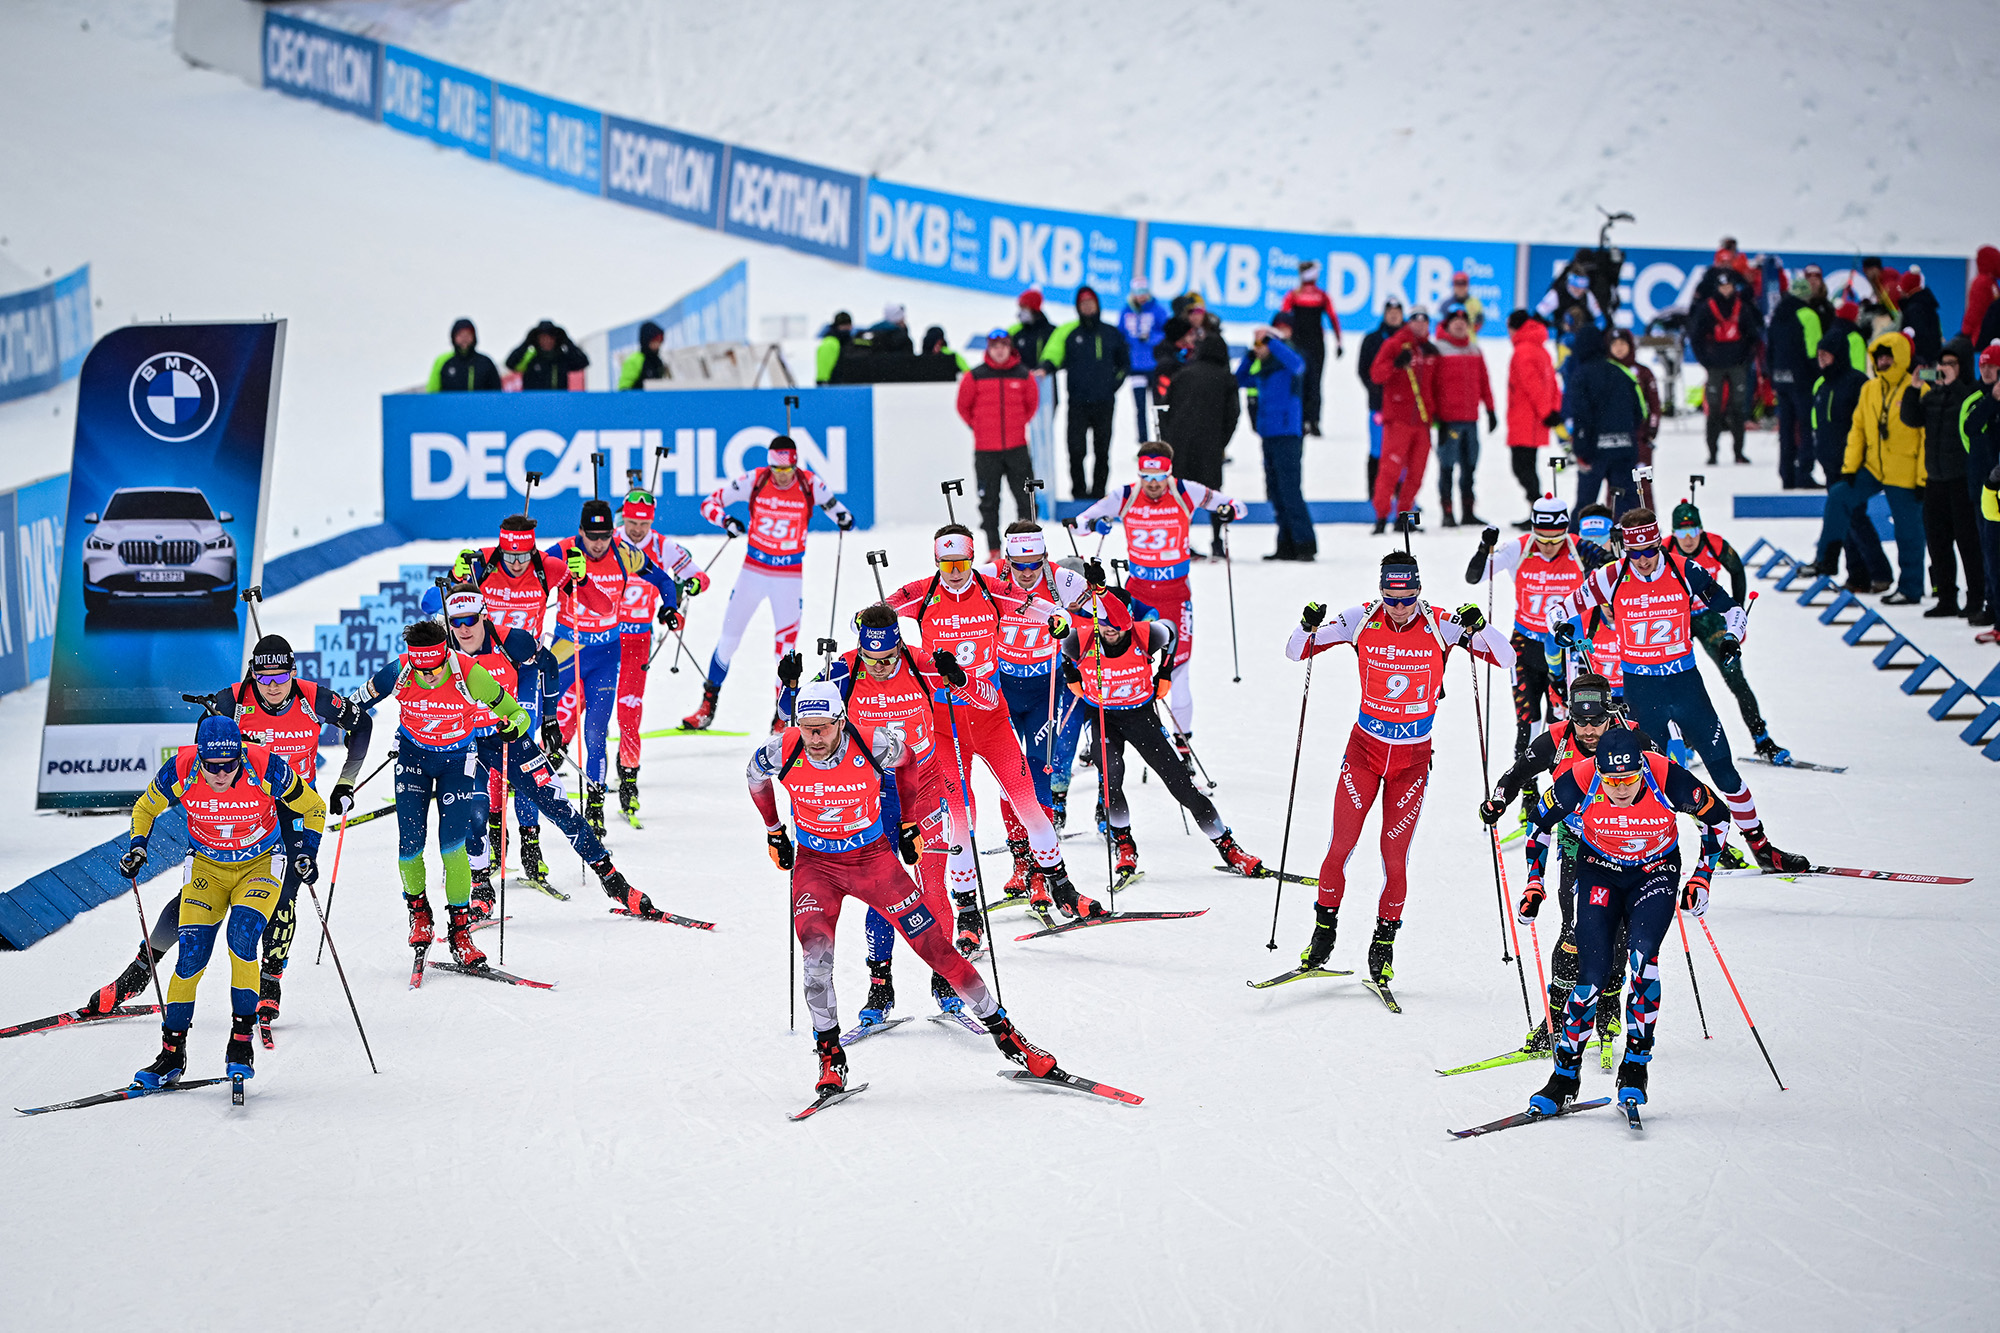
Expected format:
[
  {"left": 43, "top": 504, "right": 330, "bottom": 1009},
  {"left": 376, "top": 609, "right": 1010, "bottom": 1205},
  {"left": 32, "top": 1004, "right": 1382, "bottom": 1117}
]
[
  {"left": 1136, "top": 453, "right": 1172, "bottom": 476},
  {"left": 766, "top": 444, "right": 797, "bottom": 466},
  {"left": 1622, "top": 519, "right": 1662, "bottom": 550},
  {"left": 496, "top": 527, "right": 537, "bottom": 553},
  {"left": 405, "top": 642, "right": 449, "bottom": 669}
]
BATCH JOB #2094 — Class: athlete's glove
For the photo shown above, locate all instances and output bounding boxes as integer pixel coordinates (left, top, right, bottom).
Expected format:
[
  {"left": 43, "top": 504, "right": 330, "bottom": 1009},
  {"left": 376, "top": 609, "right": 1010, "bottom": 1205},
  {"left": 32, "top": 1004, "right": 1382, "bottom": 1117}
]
[
  {"left": 1486, "top": 408, "right": 1499, "bottom": 433},
  {"left": 541, "top": 720, "right": 566, "bottom": 768},
  {"left": 1221, "top": 498, "right": 1249, "bottom": 522},
  {"left": 777, "top": 651, "right": 804, "bottom": 687},
  {"left": 1479, "top": 797, "right": 1507, "bottom": 826},
  {"left": 897, "top": 822, "right": 921, "bottom": 865},
  {"left": 681, "top": 571, "right": 710, "bottom": 597},
  {"left": 1723, "top": 605, "right": 1749, "bottom": 642},
  {"left": 1454, "top": 603, "right": 1486, "bottom": 637},
  {"left": 1517, "top": 876, "right": 1546, "bottom": 924},
  {"left": 1154, "top": 670, "right": 1174, "bottom": 699},
  {"left": 931, "top": 649, "right": 968, "bottom": 688},
  {"left": 452, "top": 549, "right": 476, "bottom": 582},
  {"left": 1046, "top": 613, "right": 1069, "bottom": 640},
  {"left": 503, "top": 709, "right": 532, "bottom": 739},
  {"left": 831, "top": 506, "right": 856, "bottom": 532},
  {"left": 766, "top": 826, "right": 795, "bottom": 871},
  {"left": 1681, "top": 868, "right": 1712, "bottom": 917},
  {"left": 1082, "top": 558, "right": 1108, "bottom": 588},
  {"left": 722, "top": 515, "right": 747, "bottom": 538},
  {"left": 1716, "top": 635, "right": 1741, "bottom": 662},
  {"left": 565, "top": 550, "right": 588, "bottom": 585},
  {"left": 118, "top": 845, "right": 148, "bottom": 878},
  {"left": 292, "top": 852, "right": 319, "bottom": 886},
  {"left": 659, "top": 605, "right": 682, "bottom": 630},
  {"left": 1553, "top": 621, "right": 1578, "bottom": 648},
  {"left": 1061, "top": 660, "right": 1083, "bottom": 685},
  {"left": 1480, "top": 525, "right": 1500, "bottom": 551},
  {"left": 1301, "top": 601, "right": 1326, "bottom": 631},
  {"left": 327, "top": 782, "right": 355, "bottom": 818}
]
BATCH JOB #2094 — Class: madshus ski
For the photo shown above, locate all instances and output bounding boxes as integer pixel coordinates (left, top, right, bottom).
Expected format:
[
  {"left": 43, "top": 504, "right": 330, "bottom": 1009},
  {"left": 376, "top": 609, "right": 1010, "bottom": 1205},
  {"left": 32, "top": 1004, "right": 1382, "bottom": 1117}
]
[
  {"left": 1248, "top": 967, "right": 1354, "bottom": 990},
  {"left": 1738, "top": 754, "right": 1847, "bottom": 773},
  {"left": 792, "top": 1082, "right": 869, "bottom": 1121},
  {"left": 609, "top": 907, "right": 717, "bottom": 930},
  {"left": 839, "top": 1016, "right": 911, "bottom": 1046},
  {"left": 1014, "top": 909, "right": 1207, "bottom": 941},
  {"left": 1722, "top": 864, "right": 1971, "bottom": 885},
  {"left": 427, "top": 960, "right": 556, "bottom": 989},
  {"left": 1451, "top": 1096, "right": 1612, "bottom": 1139},
  {"left": 1, "top": 1004, "right": 159, "bottom": 1040},
  {"left": 17, "top": 1076, "right": 229, "bottom": 1118},
  {"left": 927, "top": 1010, "right": 986, "bottom": 1034},
  {"left": 1216, "top": 865, "right": 1316, "bottom": 886},
  {"left": 998, "top": 1068, "right": 1143, "bottom": 1105}
]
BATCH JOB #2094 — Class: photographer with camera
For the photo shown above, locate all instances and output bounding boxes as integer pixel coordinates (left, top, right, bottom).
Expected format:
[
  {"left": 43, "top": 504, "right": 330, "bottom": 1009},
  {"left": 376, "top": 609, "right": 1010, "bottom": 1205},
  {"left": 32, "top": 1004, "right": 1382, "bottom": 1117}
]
[{"left": 1236, "top": 313, "right": 1315, "bottom": 561}]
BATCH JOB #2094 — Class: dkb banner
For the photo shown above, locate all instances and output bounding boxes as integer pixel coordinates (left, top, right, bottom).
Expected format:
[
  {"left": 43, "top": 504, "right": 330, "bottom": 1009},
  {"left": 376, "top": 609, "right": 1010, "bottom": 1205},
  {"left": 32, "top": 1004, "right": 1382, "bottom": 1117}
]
[
  {"left": 39, "top": 322, "right": 286, "bottom": 809},
  {"left": 864, "top": 179, "right": 1137, "bottom": 305}
]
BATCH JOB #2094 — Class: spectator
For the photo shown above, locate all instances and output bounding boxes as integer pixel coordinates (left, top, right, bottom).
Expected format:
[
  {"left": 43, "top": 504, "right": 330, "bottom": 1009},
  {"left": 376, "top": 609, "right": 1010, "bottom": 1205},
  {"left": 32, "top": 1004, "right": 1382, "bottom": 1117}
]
[
  {"left": 1769, "top": 276, "right": 1825, "bottom": 487},
  {"left": 1825, "top": 300, "right": 1870, "bottom": 372},
  {"left": 1859, "top": 256, "right": 1903, "bottom": 321},
  {"left": 1806, "top": 340, "right": 1891, "bottom": 591},
  {"left": 1688, "top": 268, "right": 1764, "bottom": 465},
  {"left": 1236, "top": 312, "right": 1313, "bottom": 560},
  {"left": 1897, "top": 269, "right": 1942, "bottom": 366},
  {"left": 1279, "top": 259, "right": 1344, "bottom": 436},
  {"left": 1962, "top": 247, "right": 2000, "bottom": 341},
  {"left": 1356, "top": 298, "right": 1405, "bottom": 494},
  {"left": 815, "top": 311, "right": 853, "bottom": 384},
  {"left": 1429, "top": 305, "right": 1496, "bottom": 527},
  {"left": 1119, "top": 276, "right": 1170, "bottom": 441},
  {"left": 862, "top": 303, "right": 914, "bottom": 357},
  {"left": 956, "top": 327, "right": 1040, "bottom": 560},
  {"left": 1606, "top": 326, "right": 1662, "bottom": 465},
  {"left": 1841, "top": 333, "right": 1928, "bottom": 605},
  {"left": 1161, "top": 324, "right": 1241, "bottom": 559},
  {"left": 1981, "top": 288, "right": 2000, "bottom": 360},
  {"left": 427, "top": 317, "right": 500, "bottom": 392},
  {"left": 617, "top": 320, "right": 665, "bottom": 390},
  {"left": 1041, "top": 285, "right": 1130, "bottom": 500},
  {"left": 921, "top": 325, "right": 969, "bottom": 372},
  {"left": 1504, "top": 309, "right": 1562, "bottom": 525},
  {"left": 506, "top": 320, "right": 588, "bottom": 391},
  {"left": 1450, "top": 271, "right": 1485, "bottom": 334},
  {"left": 1562, "top": 323, "right": 1641, "bottom": 524},
  {"left": 1367, "top": 306, "right": 1438, "bottom": 535},
  {"left": 1967, "top": 344, "right": 2000, "bottom": 630},
  {"left": 1536, "top": 265, "right": 1604, "bottom": 334},
  {"left": 1901, "top": 338, "right": 1984, "bottom": 618},
  {"left": 1149, "top": 315, "right": 1196, "bottom": 418},
  {"left": 1010, "top": 289, "right": 1059, "bottom": 507}
]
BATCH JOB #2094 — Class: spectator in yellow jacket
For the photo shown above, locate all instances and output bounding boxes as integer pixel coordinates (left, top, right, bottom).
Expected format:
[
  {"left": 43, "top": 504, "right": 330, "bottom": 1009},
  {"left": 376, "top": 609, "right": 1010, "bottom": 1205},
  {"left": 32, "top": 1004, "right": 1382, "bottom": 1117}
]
[{"left": 1841, "top": 332, "right": 1928, "bottom": 603}]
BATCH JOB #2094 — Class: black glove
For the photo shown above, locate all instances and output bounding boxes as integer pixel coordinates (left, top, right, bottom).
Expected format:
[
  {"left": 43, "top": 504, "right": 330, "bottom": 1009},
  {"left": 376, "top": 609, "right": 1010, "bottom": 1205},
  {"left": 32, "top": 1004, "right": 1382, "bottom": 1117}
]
[
  {"left": 1553, "top": 622, "right": 1577, "bottom": 648},
  {"left": 833, "top": 508, "right": 855, "bottom": 532},
  {"left": 1454, "top": 603, "right": 1486, "bottom": 635},
  {"left": 1542, "top": 410, "right": 1564, "bottom": 428},
  {"left": 327, "top": 783, "right": 355, "bottom": 818},
  {"left": 1061, "top": 660, "right": 1083, "bottom": 684},
  {"left": 767, "top": 827, "right": 795, "bottom": 871},
  {"left": 1301, "top": 601, "right": 1326, "bottom": 631},
  {"left": 1840, "top": 471, "right": 1857, "bottom": 483},
  {"left": 117, "top": 846, "right": 147, "bottom": 878},
  {"left": 898, "top": 822, "right": 921, "bottom": 865},
  {"left": 292, "top": 853, "right": 319, "bottom": 886},
  {"left": 1486, "top": 409, "right": 1499, "bottom": 433},
  {"left": 1479, "top": 797, "right": 1507, "bottom": 826},
  {"left": 931, "top": 649, "right": 968, "bottom": 688},
  {"left": 1394, "top": 347, "right": 1413, "bottom": 368},
  {"left": 541, "top": 720, "right": 567, "bottom": 769},
  {"left": 723, "top": 515, "right": 746, "bottom": 538},
  {"left": 1082, "top": 557, "right": 1107, "bottom": 588},
  {"left": 777, "top": 650, "right": 804, "bottom": 687},
  {"left": 1716, "top": 635, "right": 1741, "bottom": 661},
  {"left": 1480, "top": 525, "right": 1500, "bottom": 551}
]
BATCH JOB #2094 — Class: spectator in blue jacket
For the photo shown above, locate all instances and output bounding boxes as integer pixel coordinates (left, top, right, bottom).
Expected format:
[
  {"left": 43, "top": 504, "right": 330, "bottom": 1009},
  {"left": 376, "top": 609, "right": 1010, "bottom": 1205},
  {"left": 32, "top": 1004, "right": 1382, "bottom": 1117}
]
[
  {"left": 1561, "top": 323, "right": 1641, "bottom": 525},
  {"left": 1119, "top": 277, "right": 1171, "bottom": 442},
  {"left": 1237, "top": 311, "right": 1314, "bottom": 560}
]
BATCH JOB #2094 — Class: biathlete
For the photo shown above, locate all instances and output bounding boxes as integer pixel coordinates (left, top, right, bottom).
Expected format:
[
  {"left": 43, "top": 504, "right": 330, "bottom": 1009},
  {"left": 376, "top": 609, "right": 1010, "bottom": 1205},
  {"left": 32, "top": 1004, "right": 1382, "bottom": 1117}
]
[
  {"left": 1285, "top": 551, "right": 1515, "bottom": 986},
  {"left": 683, "top": 435, "right": 854, "bottom": 733},
  {"left": 1669, "top": 498, "right": 1789, "bottom": 762},
  {"left": 121, "top": 715, "right": 325, "bottom": 1089},
  {"left": 748, "top": 682, "right": 1062, "bottom": 1098},
  {"left": 612, "top": 485, "right": 707, "bottom": 823},
  {"left": 1519, "top": 724, "right": 1730, "bottom": 1118}
]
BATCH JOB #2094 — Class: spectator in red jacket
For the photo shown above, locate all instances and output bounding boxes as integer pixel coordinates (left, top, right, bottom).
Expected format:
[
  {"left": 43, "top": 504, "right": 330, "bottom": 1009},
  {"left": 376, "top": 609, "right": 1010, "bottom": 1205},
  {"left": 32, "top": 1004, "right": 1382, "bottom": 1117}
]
[
  {"left": 1368, "top": 307, "right": 1438, "bottom": 533},
  {"left": 957, "top": 327, "right": 1041, "bottom": 558},
  {"left": 1963, "top": 246, "right": 2000, "bottom": 341},
  {"left": 1430, "top": 305, "right": 1497, "bottom": 527},
  {"left": 1505, "top": 311, "right": 1562, "bottom": 525}
]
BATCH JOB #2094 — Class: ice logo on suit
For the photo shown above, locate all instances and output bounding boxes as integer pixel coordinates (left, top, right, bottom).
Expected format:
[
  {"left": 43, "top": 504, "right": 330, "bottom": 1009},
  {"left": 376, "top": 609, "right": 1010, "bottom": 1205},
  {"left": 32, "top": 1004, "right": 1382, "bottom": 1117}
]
[{"left": 128, "top": 352, "right": 219, "bottom": 442}]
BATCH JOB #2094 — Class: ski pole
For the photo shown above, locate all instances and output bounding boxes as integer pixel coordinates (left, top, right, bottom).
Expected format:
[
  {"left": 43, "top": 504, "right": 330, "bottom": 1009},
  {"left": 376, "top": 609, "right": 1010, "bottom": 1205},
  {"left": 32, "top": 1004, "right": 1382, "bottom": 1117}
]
[
  {"left": 1221, "top": 521, "right": 1242, "bottom": 683},
  {"left": 649, "top": 443, "right": 670, "bottom": 497},
  {"left": 1085, "top": 587, "right": 1119, "bottom": 910},
  {"left": 1526, "top": 912, "right": 1554, "bottom": 1047},
  {"left": 240, "top": 585, "right": 265, "bottom": 644},
  {"left": 939, "top": 687, "right": 1002, "bottom": 1007},
  {"left": 1157, "top": 692, "right": 1216, "bottom": 791},
  {"left": 315, "top": 746, "right": 398, "bottom": 961},
  {"left": 940, "top": 479, "right": 963, "bottom": 526},
  {"left": 1696, "top": 914, "right": 1785, "bottom": 1090},
  {"left": 1263, "top": 654, "right": 1314, "bottom": 951},
  {"left": 788, "top": 861, "right": 796, "bottom": 1032},
  {"left": 865, "top": 549, "right": 889, "bottom": 602},
  {"left": 300, "top": 872, "right": 379, "bottom": 1074},
  {"left": 1149, "top": 698, "right": 1190, "bottom": 837},
  {"left": 1467, "top": 656, "right": 1518, "bottom": 966},
  {"left": 825, "top": 528, "right": 846, "bottom": 642},
  {"left": 497, "top": 748, "right": 509, "bottom": 967},
  {"left": 1675, "top": 906, "right": 1711, "bottom": 1039},
  {"left": 1490, "top": 815, "right": 1538, "bottom": 1031},
  {"left": 127, "top": 873, "right": 170, "bottom": 1015}
]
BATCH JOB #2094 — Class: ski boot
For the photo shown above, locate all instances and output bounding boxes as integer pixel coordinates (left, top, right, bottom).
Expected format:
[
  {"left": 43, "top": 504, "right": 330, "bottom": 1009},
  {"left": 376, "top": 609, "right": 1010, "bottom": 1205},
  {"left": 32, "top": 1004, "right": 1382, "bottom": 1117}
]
[
  {"left": 446, "top": 904, "right": 487, "bottom": 968},
  {"left": 1300, "top": 904, "right": 1339, "bottom": 969},
  {"left": 859, "top": 960, "right": 895, "bottom": 1026},
  {"left": 256, "top": 970, "right": 283, "bottom": 1027},
  {"left": 468, "top": 861, "right": 496, "bottom": 921},
  {"left": 1001, "top": 838, "right": 1034, "bottom": 900},
  {"left": 488, "top": 810, "right": 506, "bottom": 860},
  {"left": 134, "top": 1028, "right": 189, "bottom": 1089},
  {"left": 518, "top": 827, "right": 551, "bottom": 885},
  {"left": 1616, "top": 1044, "right": 1651, "bottom": 1109},
  {"left": 681, "top": 681, "right": 719, "bottom": 731},
  {"left": 984, "top": 1007, "right": 1057, "bottom": 1077},
  {"left": 953, "top": 891, "right": 986, "bottom": 956},
  {"left": 1112, "top": 827, "right": 1139, "bottom": 879},
  {"left": 1521, "top": 1020, "right": 1553, "bottom": 1054},
  {"left": 1367, "top": 916, "right": 1402, "bottom": 985},
  {"left": 1050, "top": 786, "right": 1068, "bottom": 830},
  {"left": 1751, "top": 731, "right": 1791, "bottom": 765},
  {"left": 1596, "top": 1000, "right": 1623, "bottom": 1051},
  {"left": 1045, "top": 866, "right": 1106, "bottom": 920},
  {"left": 1439, "top": 498, "right": 1458, "bottom": 529},
  {"left": 584, "top": 782, "right": 608, "bottom": 838},
  {"left": 814, "top": 1027, "right": 847, "bottom": 1094},
  {"left": 931, "top": 970, "right": 963, "bottom": 1015},
  {"left": 616, "top": 763, "right": 641, "bottom": 823},
  {"left": 1213, "top": 830, "right": 1263, "bottom": 877},
  {"left": 225, "top": 1013, "right": 256, "bottom": 1082},
  {"left": 1528, "top": 1058, "right": 1582, "bottom": 1116},
  {"left": 594, "top": 859, "right": 663, "bottom": 919},
  {"left": 1719, "top": 840, "right": 1750, "bottom": 871},
  {"left": 81, "top": 942, "right": 159, "bottom": 1016},
  {"left": 406, "top": 892, "right": 436, "bottom": 948},
  {"left": 1745, "top": 825, "right": 1810, "bottom": 873}
]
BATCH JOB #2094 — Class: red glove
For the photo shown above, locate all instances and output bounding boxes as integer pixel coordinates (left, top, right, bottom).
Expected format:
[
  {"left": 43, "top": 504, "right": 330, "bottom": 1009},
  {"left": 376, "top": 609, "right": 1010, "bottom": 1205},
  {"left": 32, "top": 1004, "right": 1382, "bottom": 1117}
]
[{"left": 1516, "top": 876, "right": 1545, "bottom": 924}]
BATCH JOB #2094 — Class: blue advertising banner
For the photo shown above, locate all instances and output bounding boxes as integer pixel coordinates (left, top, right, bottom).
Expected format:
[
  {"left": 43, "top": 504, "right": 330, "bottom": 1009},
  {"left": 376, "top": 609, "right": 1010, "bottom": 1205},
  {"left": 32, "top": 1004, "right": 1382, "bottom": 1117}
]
[
  {"left": 603, "top": 114, "right": 726, "bottom": 229},
  {"left": 493, "top": 82, "right": 601, "bottom": 195},
  {"left": 723, "top": 145, "right": 862, "bottom": 266},
  {"left": 382, "top": 387, "right": 873, "bottom": 539},
  {"left": 0, "top": 264, "right": 93, "bottom": 404},
  {"left": 14, "top": 473, "right": 68, "bottom": 689},
  {"left": 606, "top": 262, "right": 749, "bottom": 374},
  {"left": 262, "top": 12, "right": 379, "bottom": 120},
  {"left": 1525, "top": 243, "right": 1969, "bottom": 336},
  {"left": 38, "top": 322, "right": 285, "bottom": 808},
  {"left": 1144, "top": 221, "right": 1514, "bottom": 336},
  {"left": 380, "top": 45, "right": 491, "bottom": 159},
  {"left": 864, "top": 179, "right": 1136, "bottom": 304}
]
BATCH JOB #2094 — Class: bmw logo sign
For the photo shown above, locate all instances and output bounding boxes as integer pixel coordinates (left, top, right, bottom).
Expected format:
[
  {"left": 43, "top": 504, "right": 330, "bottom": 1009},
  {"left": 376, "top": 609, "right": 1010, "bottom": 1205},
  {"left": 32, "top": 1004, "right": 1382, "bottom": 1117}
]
[{"left": 128, "top": 352, "right": 220, "bottom": 442}]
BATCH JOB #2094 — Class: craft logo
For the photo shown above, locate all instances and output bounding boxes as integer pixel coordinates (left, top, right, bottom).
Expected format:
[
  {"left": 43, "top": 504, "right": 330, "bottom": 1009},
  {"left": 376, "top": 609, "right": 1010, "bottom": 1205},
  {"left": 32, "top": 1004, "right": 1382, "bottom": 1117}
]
[{"left": 129, "top": 352, "right": 219, "bottom": 442}]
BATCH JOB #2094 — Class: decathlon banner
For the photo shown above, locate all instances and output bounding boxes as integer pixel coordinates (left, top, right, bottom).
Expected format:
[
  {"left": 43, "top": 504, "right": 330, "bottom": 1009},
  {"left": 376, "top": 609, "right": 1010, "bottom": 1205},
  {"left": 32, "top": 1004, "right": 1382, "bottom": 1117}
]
[
  {"left": 604, "top": 114, "right": 726, "bottom": 229},
  {"left": 382, "top": 386, "right": 873, "bottom": 539},
  {"left": 1144, "top": 221, "right": 1514, "bottom": 336},
  {"left": 39, "top": 322, "right": 286, "bottom": 809},
  {"left": 722, "top": 145, "right": 862, "bottom": 266},
  {"left": 494, "top": 81, "right": 601, "bottom": 195},
  {"left": 263, "top": 12, "right": 379, "bottom": 120},
  {"left": 380, "top": 45, "right": 491, "bottom": 159},
  {"left": 0, "top": 265, "right": 93, "bottom": 404},
  {"left": 864, "top": 179, "right": 1136, "bottom": 305}
]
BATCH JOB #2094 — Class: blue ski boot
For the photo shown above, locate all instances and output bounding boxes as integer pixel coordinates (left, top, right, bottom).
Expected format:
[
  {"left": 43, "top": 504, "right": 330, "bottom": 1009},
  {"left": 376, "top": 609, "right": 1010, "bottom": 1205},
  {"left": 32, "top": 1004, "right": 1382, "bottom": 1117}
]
[
  {"left": 931, "top": 970, "right": 963, "bottom": 1014},
  {"left": 1616, "top": 1042, "right": 1650, "bottom": 1109},
  {"left": 134, "top": 1027, "right": 188, "bottom": 1089},
  {"left": 1752, "top": 731, "right": 1791, "bottom": 765},
  {"left": 858, "top": 960, "right": 895, "bottom": 1026},
  {"left": 225, "top": 1014, "right": 256, "bottom": 1082},
  {"left": 1528, "top": 1057, "right": 1581, "bottom": 1116},
  {"left": 1050, "top": 786, "right": 1068, "bottom": 831}
]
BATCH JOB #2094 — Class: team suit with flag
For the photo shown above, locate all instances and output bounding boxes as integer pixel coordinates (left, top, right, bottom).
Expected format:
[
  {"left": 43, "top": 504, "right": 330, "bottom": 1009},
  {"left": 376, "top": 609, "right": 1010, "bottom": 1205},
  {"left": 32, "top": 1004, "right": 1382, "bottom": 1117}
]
[
  {"left": 1285, "top": 555, "right": 1514, "bottom": 983},
  {"left": 683, "top": 436, "right": 854, "bottom": 730},
  {"left": 1669, "top": 500, "right": 1786, "bottom": 760},
  {"left": 124, "top": 715, "right": 326, "bottom": 1089},
  {"left": 748, "top": 682, "right": 1061, "bottom": 1096},
  {"left": 1547, "top": 509, "right": 1809, "bottom": 872},
  {"left": 612, "top": 487, "right": 705, "bottom": 816},
  {"left": 1520, "top": 728, "right": 1730, "bottom": 1117},
  {"left": 1068, "top": 447, "right": 1247, "bottom": 736}
]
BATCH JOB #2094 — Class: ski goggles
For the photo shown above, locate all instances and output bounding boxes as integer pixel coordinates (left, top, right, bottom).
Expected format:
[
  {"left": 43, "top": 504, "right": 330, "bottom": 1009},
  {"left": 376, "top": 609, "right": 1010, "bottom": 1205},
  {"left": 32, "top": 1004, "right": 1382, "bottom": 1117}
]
[
  {"left": 200, "top": 757, "right": 242, "bottom": 776},
  {"left": 936, "top": 558, "right": 973, "bottom": 576},
  {"left": 252, "top": 670, "right": 292, "bottom": 687},
  {"left": 1378, "top": 593, "right": 1420, "bottom": 608},
  {"left": 1599, "top": 769, "right": 1643, "bottom": 794},
  {"left": 621, "top": 489, "right": 656, "bottom": 521},
  {"left": 448, "top": 614, "right": 483, "bottom": 630}
]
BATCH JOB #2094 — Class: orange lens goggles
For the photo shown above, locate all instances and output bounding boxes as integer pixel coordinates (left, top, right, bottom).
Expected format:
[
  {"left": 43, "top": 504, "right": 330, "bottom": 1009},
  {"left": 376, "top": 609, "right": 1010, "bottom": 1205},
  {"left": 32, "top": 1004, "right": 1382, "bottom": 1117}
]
[{"left": 937, "top": 558, "right": 972, "bottom": 575}]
